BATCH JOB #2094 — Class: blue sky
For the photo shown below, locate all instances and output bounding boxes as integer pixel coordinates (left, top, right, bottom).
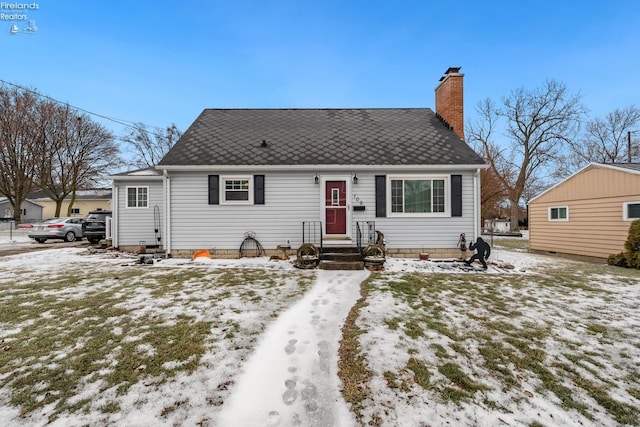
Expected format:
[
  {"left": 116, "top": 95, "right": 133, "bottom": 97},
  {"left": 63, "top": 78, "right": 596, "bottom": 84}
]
[{"left": 2, "top": 1, "right": 639, "bottom": 141}]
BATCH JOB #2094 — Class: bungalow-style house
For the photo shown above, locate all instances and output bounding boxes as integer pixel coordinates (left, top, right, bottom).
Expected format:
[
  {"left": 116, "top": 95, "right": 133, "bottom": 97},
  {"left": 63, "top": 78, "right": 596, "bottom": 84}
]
[
  {"left": 109, "top": 67, "right": 487, "bottom": 258},
  {"left": 0, "top": 197, "right": 43, "bottom": 223},
  {"left": 29, "top": 188, "right": 112, "bottom": 218},
  {"left": 529, "top": 162, "right": 640, "bottom": 260}
]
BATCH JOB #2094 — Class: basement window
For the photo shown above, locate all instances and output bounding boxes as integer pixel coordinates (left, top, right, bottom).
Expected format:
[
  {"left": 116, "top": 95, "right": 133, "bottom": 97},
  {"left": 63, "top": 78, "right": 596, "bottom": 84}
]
[
  {"left": 548, "top": 206, "right": 568, "bottom": 221},
  {"left": 623, "top": 202, "right": 640, "bottom": 221}
]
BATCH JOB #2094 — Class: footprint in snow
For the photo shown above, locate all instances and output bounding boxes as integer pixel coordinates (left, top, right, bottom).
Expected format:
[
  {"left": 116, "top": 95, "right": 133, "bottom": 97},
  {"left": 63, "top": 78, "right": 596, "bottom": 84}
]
[
  {"left": 290, "top": 412, "right": 302, "bottom": 425},
  {"left": 301, "top": 383, "right": 318, "bottom": 400},
  {"left": 266, "top": 410, "right": 281, "bottom": 426},
  {"left": 285, "top": 339, "right": 297, "bottom": 355},
  {"left": 282, "top": 378, "right": 298, "bottom": 405}
]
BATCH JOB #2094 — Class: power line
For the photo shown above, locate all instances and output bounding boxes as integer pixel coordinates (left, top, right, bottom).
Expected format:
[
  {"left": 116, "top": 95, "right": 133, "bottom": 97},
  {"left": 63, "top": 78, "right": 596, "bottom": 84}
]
[{"left": 0, "top": 78, "right": 170, "bottom": 135}]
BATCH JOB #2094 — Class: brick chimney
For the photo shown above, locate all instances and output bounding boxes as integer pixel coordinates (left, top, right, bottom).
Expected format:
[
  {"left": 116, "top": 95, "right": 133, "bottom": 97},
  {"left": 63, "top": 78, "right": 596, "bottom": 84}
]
[{"left": 434, "top": 66, "right": 464, "bottom": 141}]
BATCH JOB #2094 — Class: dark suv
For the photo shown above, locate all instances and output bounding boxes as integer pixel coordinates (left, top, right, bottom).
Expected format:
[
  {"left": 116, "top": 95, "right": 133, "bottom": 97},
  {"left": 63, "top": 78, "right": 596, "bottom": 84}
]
[{"left": 82, "top": 210, "right": 112, "bottom": 244}]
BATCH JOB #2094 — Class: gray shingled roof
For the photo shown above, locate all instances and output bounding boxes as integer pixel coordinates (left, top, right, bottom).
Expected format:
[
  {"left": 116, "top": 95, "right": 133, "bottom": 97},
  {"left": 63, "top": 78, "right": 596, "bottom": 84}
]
[
  {"left": 110, "top": 167, "right": 163, "bottom": 177},
  {"left": 28, "top": 189, "right": 112, "bottom": 200},
  {"left": 609, "top": 163, "right": 640, "bottom": 172},
  {"left": 158, "top": 108, "right": 485, "bottom": 167}
]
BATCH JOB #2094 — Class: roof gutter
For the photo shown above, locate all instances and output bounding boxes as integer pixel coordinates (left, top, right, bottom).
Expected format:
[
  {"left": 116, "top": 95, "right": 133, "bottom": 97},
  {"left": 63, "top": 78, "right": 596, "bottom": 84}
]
[
  {"left": 155, "top": 163, "right": 489, "bottom": 172},
  {"left": 107, "top": 174, "right": 164, "bottom": 181}
]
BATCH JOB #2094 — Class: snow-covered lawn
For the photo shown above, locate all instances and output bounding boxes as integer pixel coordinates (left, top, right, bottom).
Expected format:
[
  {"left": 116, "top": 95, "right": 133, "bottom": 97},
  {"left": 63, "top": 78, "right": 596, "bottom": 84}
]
[{"left": 0, "top": 242, "right": 639, "bottom": 426}]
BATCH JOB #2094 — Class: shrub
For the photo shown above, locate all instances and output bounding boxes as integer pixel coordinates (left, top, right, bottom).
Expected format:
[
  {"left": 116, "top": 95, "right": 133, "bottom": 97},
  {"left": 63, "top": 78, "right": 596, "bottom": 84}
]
[{"left": 608, "top": 219, "right": 640, "bottom": 268}]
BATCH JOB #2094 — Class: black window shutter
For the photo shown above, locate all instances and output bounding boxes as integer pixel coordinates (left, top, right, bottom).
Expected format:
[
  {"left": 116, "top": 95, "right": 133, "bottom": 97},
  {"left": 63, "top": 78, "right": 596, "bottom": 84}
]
[
  {"left": 208, "top": 175, "right": 219, "bottom": 205},
  {"left": 254, "top": 175, "right": 265, "bottom": 205},
  {"left": 451, "top": 175, "right": 462, "bottom": 217},
  {"left": 375, "top": 175, "right": 386, "bottom": 217}
]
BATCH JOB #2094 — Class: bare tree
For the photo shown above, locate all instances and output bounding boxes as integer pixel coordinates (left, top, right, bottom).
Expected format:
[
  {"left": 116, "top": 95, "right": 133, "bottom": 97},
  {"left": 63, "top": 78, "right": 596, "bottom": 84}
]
[
  {"left": 122, "top": 123, "right": 182, "bottom": 168},
  {"left": 37, "top": 104, "right": 120, "bottom": 217},
  {"left": 569, "top": 106, "right": 640, "bottom": 164},
  {"left": 467, "top": 80, "right": 586, "bottom": 231},
  {"left": 0, "top": 84, "right": 44, "bottom": 222},
  {"left": 63, "top": 114, "right": 119, "bottom": 215}
]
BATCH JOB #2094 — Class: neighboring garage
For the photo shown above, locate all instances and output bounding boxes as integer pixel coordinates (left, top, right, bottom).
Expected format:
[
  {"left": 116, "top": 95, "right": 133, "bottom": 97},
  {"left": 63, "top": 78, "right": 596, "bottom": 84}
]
[{"left": 528, "top": 162, "right": 640, "bottom": 260}]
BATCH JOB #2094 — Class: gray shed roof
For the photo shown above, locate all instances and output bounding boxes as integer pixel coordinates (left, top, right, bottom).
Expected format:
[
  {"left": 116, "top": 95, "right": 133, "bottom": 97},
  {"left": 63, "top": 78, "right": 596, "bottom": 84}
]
[
  {"left": 609, "top": 163, "right": 640, "bottom": 173},
  {"left": 158, "top": 108, "right": 485, "bottom": 167},
  {"left": 29, "top": 189, "right": 112, "bottom": 200}
]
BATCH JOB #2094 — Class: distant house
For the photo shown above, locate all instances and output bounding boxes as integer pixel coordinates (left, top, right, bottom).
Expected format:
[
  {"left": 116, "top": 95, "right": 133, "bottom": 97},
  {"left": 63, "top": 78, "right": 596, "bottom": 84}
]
[
  {"left": 0, "top": 198, "right": 43, "bottom": 223},
  {"left": 109, "top": 67, "right": 487, "bottom": 258},
  {"left": 29, "top": 189, "right": 112, "bottom": 218},
  {"left": 529, "top": 163, "right": 640, "bottom": 260},
  {"left": 483, "top": 219, "right": 511, "bottom": 233}
]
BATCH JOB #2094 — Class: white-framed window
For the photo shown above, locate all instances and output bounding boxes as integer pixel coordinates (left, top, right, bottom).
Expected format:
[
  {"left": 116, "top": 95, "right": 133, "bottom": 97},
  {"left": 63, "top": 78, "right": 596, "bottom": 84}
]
[
  {"left": 222, "top": 176, "right": 253, "bottom": 204},
  {"left": 623, "top": 201, "right": 640, "bottom": 221},
  {"left": 388, "top": 175, "right": 448, "bottom": 216},
  {"left": 126, "top": 186, "right": 149, "bottom": 208},
  {"left": 548, "top": 206, "right": 569, "bottom": 221},
  {"left": 71, "top": 208, "right": 80, "bottom": 215}
]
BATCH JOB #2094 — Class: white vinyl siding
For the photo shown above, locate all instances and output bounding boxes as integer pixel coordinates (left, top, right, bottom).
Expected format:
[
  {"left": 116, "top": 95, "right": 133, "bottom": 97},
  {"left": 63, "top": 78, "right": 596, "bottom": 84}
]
[
  {"left": 167, "top": 170, "right": 477, "bottom": 250},
  {"left": 115, "top": 181, "right": 163, "bottom": 246}
]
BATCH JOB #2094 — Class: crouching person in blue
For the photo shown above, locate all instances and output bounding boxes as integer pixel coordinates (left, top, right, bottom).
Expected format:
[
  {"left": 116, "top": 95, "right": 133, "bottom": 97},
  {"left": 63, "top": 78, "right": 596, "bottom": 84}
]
[{"left": 465, "top": 237, "right": 490, "bottom": 270}]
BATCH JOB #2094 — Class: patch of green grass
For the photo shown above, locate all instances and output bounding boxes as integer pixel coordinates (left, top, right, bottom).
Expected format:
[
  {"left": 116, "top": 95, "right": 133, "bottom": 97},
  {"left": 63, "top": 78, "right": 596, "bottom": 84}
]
[
  {"left": 478, "top": 341, "right": 519, "bottom": 388},
  {"left": 406, "top": 358, "right": 431, "bottom": 389},
  {"left": 98, "top": 401, "right": 120, "bottom": 414},
  {"left": 441, "top": 386, "right": 470, "bottom": 403},
  {"left": 574, "top": 377, "right": 639, "bottom": 425},
  {"left": 586, "top": 322, "right": 610, "bottom": 336},
  {"left": 338, "top": 274, "right": 376, "bottom": 423},
  {"left": 404, "top": 320, "right": 425, "bottom": 339},
  {"left": 438, "top": 362, "right": 489, "bottom": 395},
  {"left": 430, "top": 343, "right": 449, "bottom": 359},
  {"left": 384, "top": 317, "right": 400, "bottom": 330}
]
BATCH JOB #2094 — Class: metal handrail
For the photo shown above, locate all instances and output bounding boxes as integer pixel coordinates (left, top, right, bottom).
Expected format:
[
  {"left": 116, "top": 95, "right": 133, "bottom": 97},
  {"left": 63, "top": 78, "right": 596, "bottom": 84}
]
[
  {"left": 302, "top": 221, "right": 323, "bottom": 251},
  {"left": 356, "top": 221, "right": 377, "bottom": 254}
]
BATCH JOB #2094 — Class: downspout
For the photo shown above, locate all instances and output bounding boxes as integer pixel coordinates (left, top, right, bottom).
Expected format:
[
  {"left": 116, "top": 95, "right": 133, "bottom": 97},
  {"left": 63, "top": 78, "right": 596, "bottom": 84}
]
[
  {"left": 112, "top": 184, "right": 118, "bottom": 248},
  {"left": 163, "top": 170, "right": 171, "bottom": 255},
  {"left": 474, "top": 168, "right": 481, "bottom": 240}
]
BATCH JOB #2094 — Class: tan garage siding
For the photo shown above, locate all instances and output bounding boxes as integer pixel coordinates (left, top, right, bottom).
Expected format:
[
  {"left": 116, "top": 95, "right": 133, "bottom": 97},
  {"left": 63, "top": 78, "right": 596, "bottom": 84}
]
[
  {"left": 533, "top": 166, "right": 639, "bottom": 203},
  {"left": 529, "top": 164, "right": 640, "bottom": 260}
]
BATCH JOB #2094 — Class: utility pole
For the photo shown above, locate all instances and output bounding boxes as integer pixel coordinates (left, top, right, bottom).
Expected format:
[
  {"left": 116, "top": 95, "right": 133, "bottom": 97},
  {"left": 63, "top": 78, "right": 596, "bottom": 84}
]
[{"left": 629, "top": 131, "right": 632, "bottom": 163}]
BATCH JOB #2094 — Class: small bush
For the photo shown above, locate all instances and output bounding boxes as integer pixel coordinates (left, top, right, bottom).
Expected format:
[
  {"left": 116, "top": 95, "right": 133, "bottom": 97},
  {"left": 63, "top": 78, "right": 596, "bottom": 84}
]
[
  {"left": 608, "top": 219, "right": 640, "bottom": 268},
  {"left": 607, "top": 252, "right": 628, "bottom": 267}
]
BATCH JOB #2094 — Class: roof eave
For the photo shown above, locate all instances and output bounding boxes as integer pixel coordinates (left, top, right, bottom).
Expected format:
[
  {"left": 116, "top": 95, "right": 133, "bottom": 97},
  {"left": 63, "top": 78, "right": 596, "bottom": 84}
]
[
  {"left": 155, "top": 163, "right": 488, "bottom": 172},
  {"left": 107, "top": 174, "right": 164, "bottom": 181}
]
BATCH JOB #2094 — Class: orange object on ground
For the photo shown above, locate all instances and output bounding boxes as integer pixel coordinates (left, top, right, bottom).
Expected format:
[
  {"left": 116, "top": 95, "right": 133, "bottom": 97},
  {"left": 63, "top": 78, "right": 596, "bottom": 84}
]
[{"left": 192, "top": 249, "right": 211, "bottom": 260}]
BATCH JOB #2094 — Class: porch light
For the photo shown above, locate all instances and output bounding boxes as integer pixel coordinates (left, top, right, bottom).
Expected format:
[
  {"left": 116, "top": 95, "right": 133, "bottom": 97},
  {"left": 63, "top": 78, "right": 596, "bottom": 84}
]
[
  {"left": 314, "top": 174, "right": 319, "bottom": 184},
  {"left": 352, "top": 173, "right": 358, "bottom": 184}
]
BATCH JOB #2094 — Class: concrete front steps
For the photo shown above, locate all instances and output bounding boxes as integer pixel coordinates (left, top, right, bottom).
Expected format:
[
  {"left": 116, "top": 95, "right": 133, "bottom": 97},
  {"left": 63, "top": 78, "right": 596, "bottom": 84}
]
[{"left": 319, "top": 246, "right": 364, "bottom": 270}]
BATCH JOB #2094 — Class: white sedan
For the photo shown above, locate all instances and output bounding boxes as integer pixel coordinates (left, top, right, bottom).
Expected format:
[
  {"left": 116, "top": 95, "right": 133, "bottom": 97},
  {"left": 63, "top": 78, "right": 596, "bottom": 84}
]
[{"left": 28, "top": 217, "right": 84, "bottom": 243}]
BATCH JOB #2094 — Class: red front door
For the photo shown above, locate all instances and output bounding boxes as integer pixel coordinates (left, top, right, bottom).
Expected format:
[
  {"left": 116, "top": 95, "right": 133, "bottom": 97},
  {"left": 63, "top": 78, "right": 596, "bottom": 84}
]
[{"left": 325, "top": 180, "right": 347, "bottom": 235}]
